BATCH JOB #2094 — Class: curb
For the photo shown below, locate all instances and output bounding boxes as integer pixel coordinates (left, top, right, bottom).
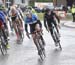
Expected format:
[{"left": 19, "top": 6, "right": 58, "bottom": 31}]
[{"left": 63, "top": 22, "right": 75, "bottom": 28}]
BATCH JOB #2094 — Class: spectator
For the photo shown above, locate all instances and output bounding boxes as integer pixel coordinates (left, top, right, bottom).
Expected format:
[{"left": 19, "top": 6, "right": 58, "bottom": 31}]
[
  {"left": 62, "top": 6, "right": 68, "bottom": 13},
  {"left": 71, "top": 4, "right": 75, "bottom": 22}
]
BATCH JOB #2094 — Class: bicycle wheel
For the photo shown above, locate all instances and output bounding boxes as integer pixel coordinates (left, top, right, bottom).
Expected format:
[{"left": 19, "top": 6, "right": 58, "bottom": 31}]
[
  {"left": 54, "top": 31, "right": 62, "bottom": 49},
  {"left": 34, "top": 37, "right": 43, "bottom": 60},
  {"left": 20, "top": 31, "right": 24, "bottom": 41},
  {"left": 38, "top": 39, "right": 45, "bottom": 60},
  {"left": 40, "top": 36, "right": 46, "bottom": 57},
  {"left": 0, "top": 44, "right": 7, "bottom": 55},
  {"left": 39, "top": 53, "right": 44, "bottom": 61},
  {"left": 17, "top": 25, "right": 24, "bottom": 42},
  {"left": 0, "top": 36, "right": 7, "bottom": 55},
  {"left": 0, "top": 30, "right": 7, "bottom": 55},
  {"left": 54, "top": 31, "right": 59, "bottom": 42},
  {"left": 40, "top": 36, "right": 46, "bottom": 46}
]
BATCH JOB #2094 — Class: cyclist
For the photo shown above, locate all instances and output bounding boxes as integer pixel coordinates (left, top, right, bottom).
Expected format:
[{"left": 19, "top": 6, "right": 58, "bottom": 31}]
[
  {"left": 2, "top": 5, "right": 10, "bottom": 40},
  {"left": 0, "top": 4, "right": 10, "bottom": 48},
  {"left": 44, "top": 9, "right": 60, "bottom": 46},
  {"left": 11, "top": 5, "right": 24, "bottom": 33},
  {"left": 24, "top": 12, "right": 45, "bottom": 55},
  {"left": 9, "top": 6, "right": 23, "bottom": 40},
  {"left": 16, "top": 5, "right": 24, "bottom": 30}
]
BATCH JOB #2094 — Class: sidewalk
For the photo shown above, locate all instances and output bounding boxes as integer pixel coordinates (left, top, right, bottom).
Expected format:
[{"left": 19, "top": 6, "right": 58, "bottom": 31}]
[
  {"left": 42, "top": 20, "right": 75, "bottom": 28},
  {"left": 63, "top": 21, "right": 75, "bottom": 28}
]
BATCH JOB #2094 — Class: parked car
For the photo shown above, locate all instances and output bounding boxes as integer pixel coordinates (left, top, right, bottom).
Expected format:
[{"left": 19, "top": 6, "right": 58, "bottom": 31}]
[
  {"left": 54, "top": 5, "right": 63, "bottom": 11},
  {"left": 42, "top": 5, "right": 54, "bottom": 12},
  {"left": 33, "top": 6, "right": 42, "bottom": 13}
]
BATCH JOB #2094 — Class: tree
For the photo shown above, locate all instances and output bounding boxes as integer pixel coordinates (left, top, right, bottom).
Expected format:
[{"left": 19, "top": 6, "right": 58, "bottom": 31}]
[{"left": 37, "top": 0, "right": 53, "bottom": 2}]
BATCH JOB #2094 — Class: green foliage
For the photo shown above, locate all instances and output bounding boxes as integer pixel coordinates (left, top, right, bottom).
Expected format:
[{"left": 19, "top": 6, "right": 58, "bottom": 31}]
[
  {"left": 29, "top": 2, "right": 34, "bottom": 6},
  {"left": 29, "top": 0, "right": 53, "bottom": 6},
  {"left": 37, "top": 0, "right": 53, "bottom": 2},
  {"left": 37, "top": 13, "right": 44, "bottom": 20}
]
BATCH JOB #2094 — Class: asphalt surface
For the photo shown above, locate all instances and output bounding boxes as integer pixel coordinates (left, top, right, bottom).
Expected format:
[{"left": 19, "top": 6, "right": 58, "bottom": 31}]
[{"left": 0, "top": 22, "right": 75, "bottom": 65}]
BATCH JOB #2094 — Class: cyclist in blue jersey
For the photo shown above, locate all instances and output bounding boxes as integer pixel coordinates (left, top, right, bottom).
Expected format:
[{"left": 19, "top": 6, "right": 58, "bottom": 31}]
[
  {"left": 0, "top": 4, "right": 10, "bottom": 49},
  {"left": 24, "top": 12, "right": 45, "bottom": 55}
]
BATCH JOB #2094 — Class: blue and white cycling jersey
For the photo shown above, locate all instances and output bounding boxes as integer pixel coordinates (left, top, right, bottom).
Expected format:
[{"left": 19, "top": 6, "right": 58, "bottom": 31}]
[
  {"left": 0, "top": 11, "right": 5, "bottom": 23},
  {"left": 25, "top": 14, "right": 38, "bottom": 24}
]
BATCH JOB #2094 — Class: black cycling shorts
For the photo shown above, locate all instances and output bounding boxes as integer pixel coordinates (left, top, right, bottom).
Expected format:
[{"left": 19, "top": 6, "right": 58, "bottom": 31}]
[
  {"left": 11, "top": 16, "right": 17, "bottom": 21},
  {"left": 30, "top": 22, "right": 40, "bottom": 34},
  {"left": 47, "top": 20, "right": 57, "bottom": 28}
]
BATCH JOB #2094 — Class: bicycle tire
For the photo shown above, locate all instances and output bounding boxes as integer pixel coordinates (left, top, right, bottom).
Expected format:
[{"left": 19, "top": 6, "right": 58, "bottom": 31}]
[
  {"left": 0, "top": 30, "right": 7, "bottom": 55},
  {"left": 20, "top": 31, "right": 24, "bottom": 41},
  {"left": 38, "top": 39, "right": 45, "bottom": 60},
  {"left": 42, "top": 48, "right": 46, "bottom": 57},
  {"left": 54, "top": 31, "right": 59, "bottom": 42},
  {"left": 54, "top": 30, "right": 62, "bottom": 49},
  {"left": 17, "top": 25, "right": 24, "bottom": 42},
  {"left": 58, "top": 42, "right": 62, "bottom": 49},
  {"left": 40, "top": 36, "right": 46, "bottom": 57},
  {"left": 39, "top": 53, "right": 44, "bottom": 61},
  {"left": 0, "top": 44, "right": 7, "bottom": 55}
]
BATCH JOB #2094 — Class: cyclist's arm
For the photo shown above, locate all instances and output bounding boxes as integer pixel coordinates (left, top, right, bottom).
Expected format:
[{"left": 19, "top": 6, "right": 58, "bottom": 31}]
[
  {"left": 25, "top": 24, "right": 28, "bottom": 33},
  {"left": 2, "top": 12, "right": 7, "bottom": 23},
  {"left": 19, "top": 8, "right": 24, "bottom": 18},
  {"left": 37, "top": 20, "right": 42, "bottom": 28},
  {"left": 24, "top": 17, "right": 28, "bottom": 33},
  {"left": 53, "top": 12, "right": 61, "bottom": 28},
  {"left": 44, "top": 14, "right": 47, "bottom": 29},
  {"left": 54, "top": 13, "right": 60, "bottom": 23}
]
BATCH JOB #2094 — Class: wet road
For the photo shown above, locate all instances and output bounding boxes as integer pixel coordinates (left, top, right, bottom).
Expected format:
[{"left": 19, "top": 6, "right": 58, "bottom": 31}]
[{"left": 0, "top": 22, "right": 75, "bottom": 65}]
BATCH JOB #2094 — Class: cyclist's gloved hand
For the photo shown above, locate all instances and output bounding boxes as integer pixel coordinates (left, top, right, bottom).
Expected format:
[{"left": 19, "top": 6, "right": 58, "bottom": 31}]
[{"left": 26, "top": 32, "right": 30, "bottom": 39}]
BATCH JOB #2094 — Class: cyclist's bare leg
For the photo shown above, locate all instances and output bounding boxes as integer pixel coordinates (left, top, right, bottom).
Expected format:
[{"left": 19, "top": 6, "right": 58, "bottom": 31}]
[
  {"left": 40, "top": 36, "right": 45, "bottom": 46},
  {"left": 1, "top": 27, "right": 8, "bottom": 46},
  {"left": 55, "top": 25, "right": 61, "bottom": 37},
  {"left": 32, "top": 34, "right": 39, "bottom": 50},
  {"left": 16, "top": 19, "right": 23, "bottom": 31},
  {"left": 19, "top": 18, "right": 23, "bottom": 28},
  {"left": 35, "top": 23, "right": 45, "bottom": 46},
  {"left": 49, "top": 28, "right": 56, "bottom": 43},
  {"left": 13, "top": 23, "right": 20, "bottom": 40},
  {"left": 32, "top": 34, "right": 41, "bottom": 55}
]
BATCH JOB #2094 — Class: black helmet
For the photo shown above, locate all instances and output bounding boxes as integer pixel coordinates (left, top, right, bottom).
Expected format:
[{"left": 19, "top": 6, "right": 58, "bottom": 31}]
[{"left": 45, "top": 8, "right": 50, "bottom": 13}]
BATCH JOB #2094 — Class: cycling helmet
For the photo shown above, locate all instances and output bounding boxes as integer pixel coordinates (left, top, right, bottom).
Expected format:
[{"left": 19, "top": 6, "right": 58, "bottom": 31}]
[{"left": 45, "top": 8, "right": 51, "bottom": 13}]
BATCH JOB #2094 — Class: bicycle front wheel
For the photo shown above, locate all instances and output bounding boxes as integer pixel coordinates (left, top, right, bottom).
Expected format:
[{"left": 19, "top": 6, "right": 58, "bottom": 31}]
[{"left": 0, "top": 44, "right": 7, "bottom": 55}]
